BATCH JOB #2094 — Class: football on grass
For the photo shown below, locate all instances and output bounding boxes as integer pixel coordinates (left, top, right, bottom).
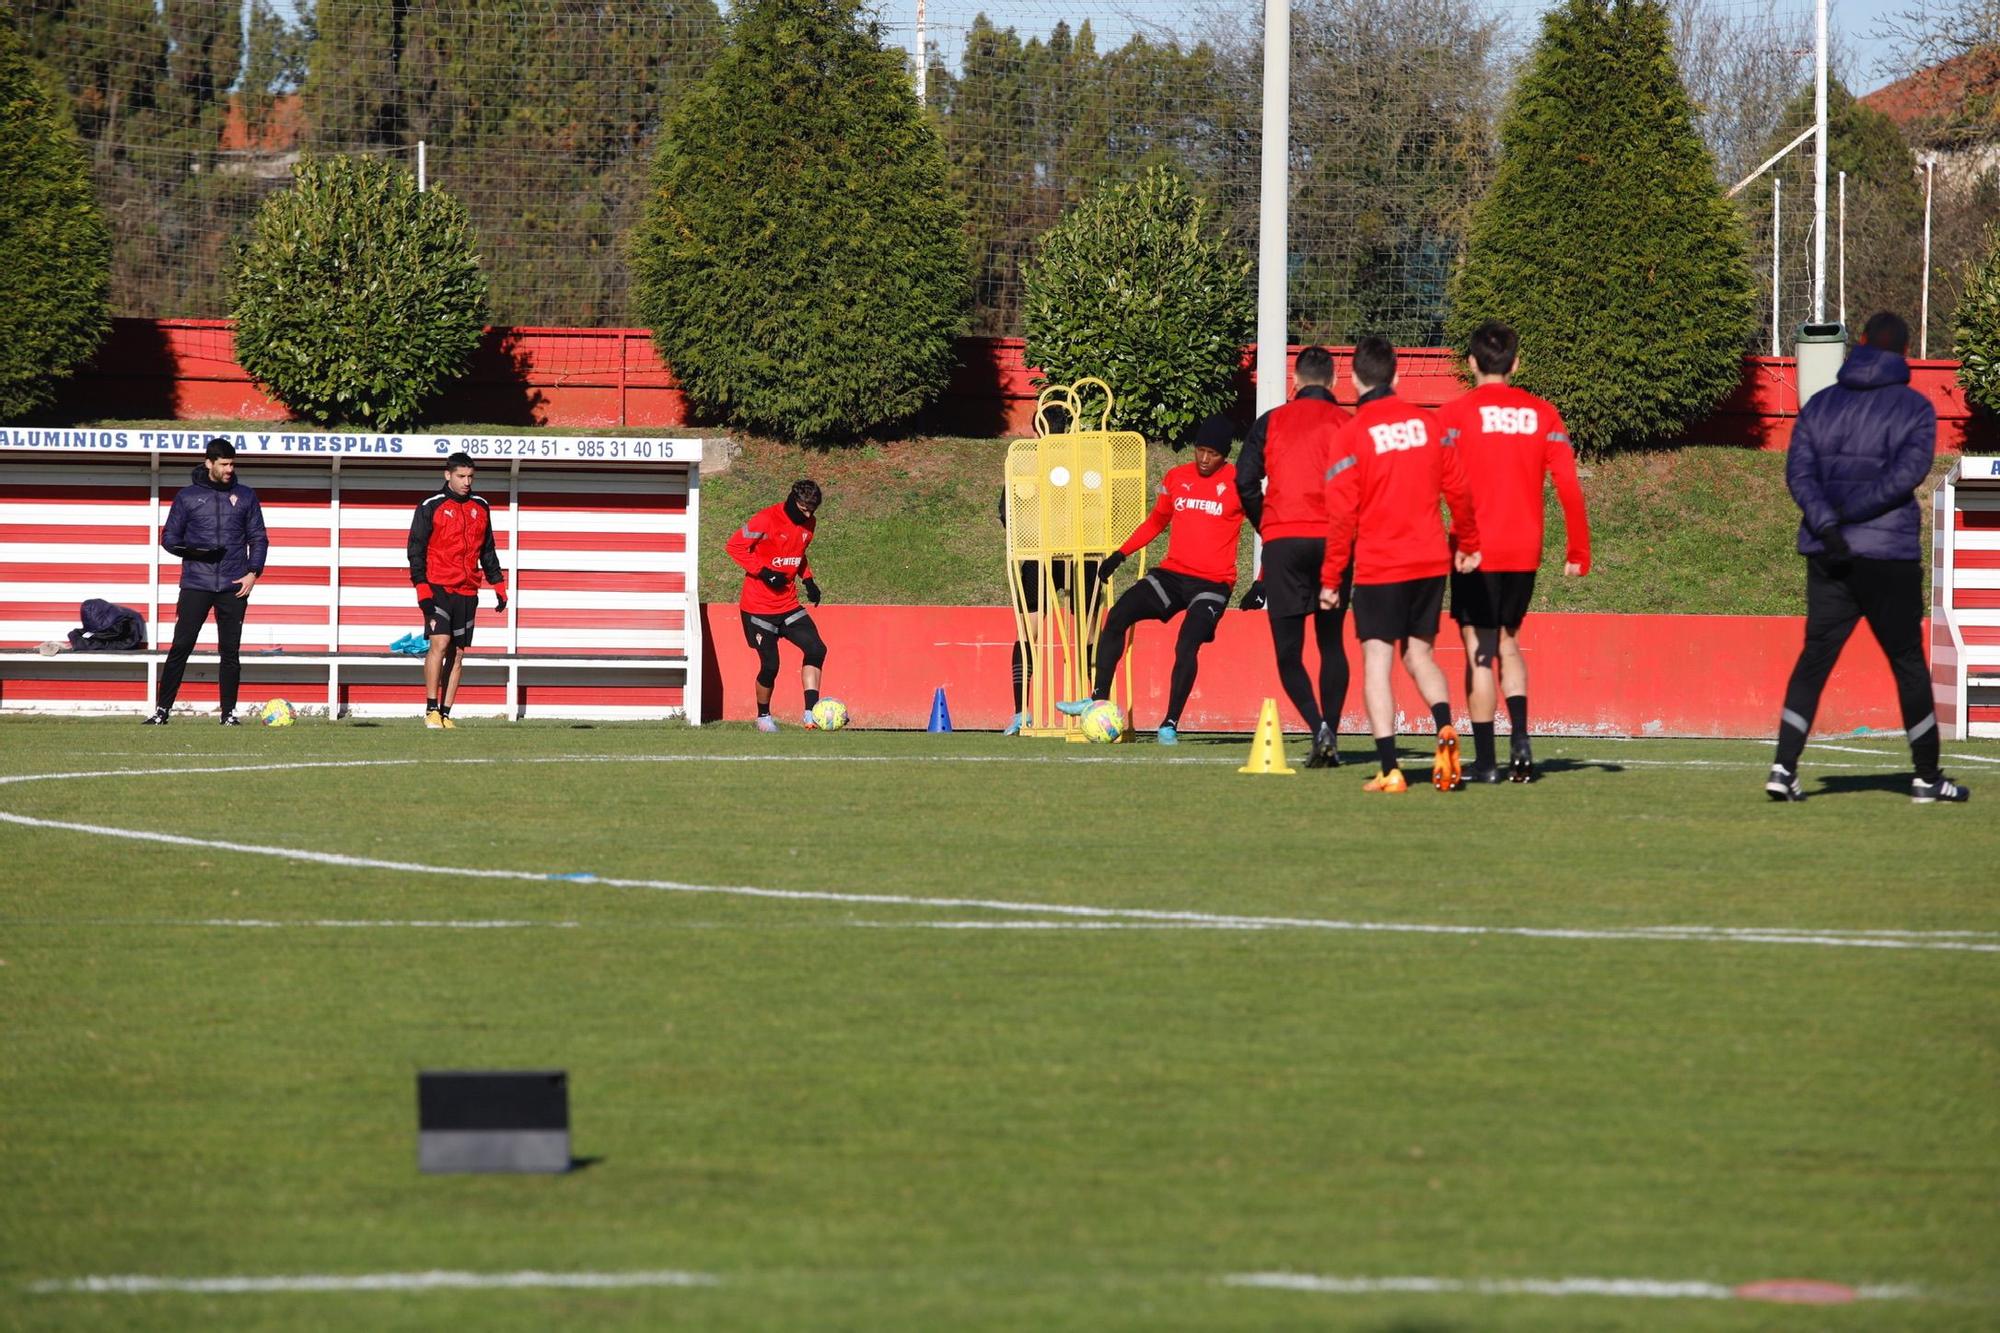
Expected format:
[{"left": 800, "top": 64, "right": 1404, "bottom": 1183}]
[
  {"left": 258, "top": 698, "right": 297, "bottom": 727},
  {"left": 1080, "top": 700, "right": 1124, "bottom": 743},
  {"left": 810, "top": 698, "right": 849, "bottom": 731}
]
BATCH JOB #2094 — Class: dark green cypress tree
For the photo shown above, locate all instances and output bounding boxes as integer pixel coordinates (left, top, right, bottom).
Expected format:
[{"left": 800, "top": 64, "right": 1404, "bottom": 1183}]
[
  {"left": 1447, "top": 0, "right": 1755, "bottom": 452},
  {"left": 0, "top": 15, "right": 110, "bottom": 421},
  {"left": 1957, "top": 223, "right": 2000, "bottom": 415},
  {"left": 630, "top": 0, "right": 970, "bottom": 442}
]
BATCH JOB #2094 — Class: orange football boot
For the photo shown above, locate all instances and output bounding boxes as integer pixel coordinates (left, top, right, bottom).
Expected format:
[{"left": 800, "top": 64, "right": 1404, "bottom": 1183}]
[
  {"left": 1363, "top": 768, "right": 1409, "bottom": 793},
  {"left": 1432, "top": 724, "right": 1464, "bottom": 791}
]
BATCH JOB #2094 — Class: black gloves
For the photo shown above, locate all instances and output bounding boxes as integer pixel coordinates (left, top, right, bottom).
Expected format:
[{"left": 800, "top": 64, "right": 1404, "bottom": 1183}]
[
  {"left": 1238, "top": 579, "right": 1266, "bottom": 611},
  {"left": 757, "top": 568, "right": 788, "bottom": 591},
  {"left": 419, "top": 598, "right": 437, "bottom": 626},
  {"left": 801, "top": 577, "right": 822, "bottom": 606},
  {"left": 1819, "top": 525, "right": 1853, "bottom": 563},
  {"left": 494, "top": 589, "right": 508, "bottom": 613},
  {"left": 1096, "top": 551, "right": 1126, "bottom": 586}
]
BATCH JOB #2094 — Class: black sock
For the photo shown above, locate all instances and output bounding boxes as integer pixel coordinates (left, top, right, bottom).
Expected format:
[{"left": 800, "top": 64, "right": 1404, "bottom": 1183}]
[
  {"left": 1375, "top": 736, "right": 1400, "bottom": 773},
  {"left": 438, "top": 703, "right": 450, "bottom": 717},
  {"left": 1472, "top": 721, "right": 1496, "bottom": 767},
  {"left": 804, "top": 689, "right": 820, "bottom": 710},
  {"left": 1431, "top": 701, "right": 1453, "bottom": 732},
  {"left": 1506, "top": 694, "right": 1529, "bottom": 740},
  {"left": 1010, "top": 642, "right": 1027, "bottom": 713},
  {"left": 757, "top": 702, "right": 770, "bottom": 717},
  {"left": 426, "top": 697, "right": 437, "bottom": 713}
]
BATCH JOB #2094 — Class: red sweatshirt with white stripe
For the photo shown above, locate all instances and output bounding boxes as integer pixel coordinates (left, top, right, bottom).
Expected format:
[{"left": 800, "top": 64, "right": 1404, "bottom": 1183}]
[
  {"left": 1321, "top": 393, "right": 1479, "bottom": 587},
  {"left": 1432, "top": 383, "right": 1590, "bottom": 574}
]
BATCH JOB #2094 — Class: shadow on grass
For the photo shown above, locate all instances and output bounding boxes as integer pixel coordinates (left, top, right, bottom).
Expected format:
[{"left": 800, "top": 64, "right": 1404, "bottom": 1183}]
[
  {"left": 567, "top": 1155, "right": 605, "bottom": 1174},
  {"left": 1812, "top": 771, "right": 1915, "bottom": 798}
]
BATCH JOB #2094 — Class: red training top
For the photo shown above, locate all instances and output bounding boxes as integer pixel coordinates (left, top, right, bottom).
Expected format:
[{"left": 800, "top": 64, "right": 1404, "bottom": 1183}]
[
  {"left": 1233, "top": 387, "right": 1353, "bottom": 540},
  {"left": 726, "top": 501, "right": 816, "bottom": 614},
  {"left": 1432, "top": 383, "right": 1591, "bottom": 575},
  {"left": 1118, "top": 460, "right": 1246, "bottom": 586},
  {"left": 408, "top": 486, "right": 505, "bottom": 600},
  {"left": 1322, "top": 393, "right": 1480, "bottom": 587}
]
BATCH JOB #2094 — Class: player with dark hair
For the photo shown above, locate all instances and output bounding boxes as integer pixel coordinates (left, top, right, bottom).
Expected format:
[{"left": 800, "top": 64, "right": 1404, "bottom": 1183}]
[
  {"left": 1321, "top": 337, "right": 1480, "bottom": 792},
  {"left": 727, "top": 479, "right": 829, "bottom": 732},
  {"left": 1056, "top": 414, "right": 1246, "bottom": 743},
  {"left": 1767, "top": 311, "right": 1968, "bottom": 803},
  {"left": 146, "top": 437, "right": 268, "bottom": 725},
  {"left": 1432, "top": 320, "right": 1591, "bottom": 782},
  {"left": 1234, "top": 345, "right": 1354, "bottom": 767},
  {"left": 409, "top": 451, "right": 506, "bottom": 729}
]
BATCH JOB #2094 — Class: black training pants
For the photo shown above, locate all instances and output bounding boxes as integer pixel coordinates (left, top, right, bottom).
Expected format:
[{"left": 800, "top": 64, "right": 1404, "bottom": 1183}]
[
  {"left": 1775, "top": 556, "right": 1937, "bottom": 773},
  {"left": 157, "top": 586, "right": 249, "bottom": 713}
]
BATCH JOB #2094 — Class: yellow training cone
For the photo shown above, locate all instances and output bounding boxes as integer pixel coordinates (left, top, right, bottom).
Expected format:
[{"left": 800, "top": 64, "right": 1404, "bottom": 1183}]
[{"left": 1237, "top": 698, "right": 1296, "bottom": 775}]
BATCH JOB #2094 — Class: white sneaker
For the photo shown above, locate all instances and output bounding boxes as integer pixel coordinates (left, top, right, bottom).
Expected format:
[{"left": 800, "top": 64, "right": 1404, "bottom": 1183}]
[{"left": 755, "top": 715, "right": 780, "bottom": 733}]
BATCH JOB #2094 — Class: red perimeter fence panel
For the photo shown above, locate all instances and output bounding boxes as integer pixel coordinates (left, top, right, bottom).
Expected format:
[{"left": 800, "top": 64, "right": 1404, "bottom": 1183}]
[
  {"left": 698, "top": 602, "right": 1908, "bottom": 737},
  {"left": 57, "top": 320, "right": 1993, "bottom": 450}
]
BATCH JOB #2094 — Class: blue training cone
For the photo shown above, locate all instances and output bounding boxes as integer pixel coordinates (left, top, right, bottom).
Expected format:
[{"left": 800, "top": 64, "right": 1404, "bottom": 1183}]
[{"left": 927, "top": 686, "right": 953, "bottom": 733}]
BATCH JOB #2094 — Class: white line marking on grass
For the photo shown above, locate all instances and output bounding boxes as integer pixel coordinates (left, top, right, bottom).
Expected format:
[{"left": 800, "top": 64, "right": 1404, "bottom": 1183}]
[
  {"left": 5, "top": 757, "right": 1993, "bottom": 956},
  {"left": 1946, "top": 751, "right": 2000, "bottom": 766},
  {"left": 1224, "top": 1273, "right": 1921, "bottom": 1303},
  {"left": 2, "top": 807, "right": 1993, "bottom": 954},
  {"left": 28, "top": 1269, "right": 719, "bottom": 1295},
  {"left": 1809, "top": 743, "right": 1894, "bottom": 755},
  {"left": 178, "top": 918, "right": 580, "bottom": 930}
]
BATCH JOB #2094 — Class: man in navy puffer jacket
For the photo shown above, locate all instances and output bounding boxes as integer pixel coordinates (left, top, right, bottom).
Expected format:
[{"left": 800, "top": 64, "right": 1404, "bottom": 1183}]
[
  {"left": 1768, "top": 313, "right": 1968, "bottom": 803},
  {"left": 145, "top": 438, "right": 269, "bottom": 724}
]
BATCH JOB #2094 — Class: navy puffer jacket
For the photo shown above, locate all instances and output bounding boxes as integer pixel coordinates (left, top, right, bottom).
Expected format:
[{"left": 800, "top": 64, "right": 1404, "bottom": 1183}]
[
  {"left": 1786, "top": 344, "right": 1936, "bottom": 562},
  {"left": 160, "top": 465, "right": 269, "bottom": 592}
]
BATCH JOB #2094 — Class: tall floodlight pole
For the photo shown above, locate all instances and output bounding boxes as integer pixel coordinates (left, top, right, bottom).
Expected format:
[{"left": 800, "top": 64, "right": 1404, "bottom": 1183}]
[
  {"left": 1838, "top": 170, "right": 1846, "bottom": 326},
  {"left": 1772, "top": 176, "right": 1782, "bottom": 356},
  {"left": 915, "top": 0, "right": 927, "bottom": 103},
  {"left": 1813, "top": 0, "right": 1828, "bottom": 323},
  {"left": 1921, "top": 155, "right": 1937, "bottom": 357},
  {"left": 1256, "top": 0, "right": 1290, "bottom": 418}
]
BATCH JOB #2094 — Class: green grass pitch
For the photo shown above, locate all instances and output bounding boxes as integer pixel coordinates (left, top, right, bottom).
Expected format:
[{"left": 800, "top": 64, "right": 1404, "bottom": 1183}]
[{"left": 2, "top": 717, "right": 1996, "bottom": 1330}]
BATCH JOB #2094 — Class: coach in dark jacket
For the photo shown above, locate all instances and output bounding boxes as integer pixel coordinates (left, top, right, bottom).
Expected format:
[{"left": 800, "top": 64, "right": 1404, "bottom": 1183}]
[
  {"left": 146, "top": 438, "right": 269, "bottom": 725},
  {"left": 1766, "top": 313, "right": 1967, "bottom": 804}
]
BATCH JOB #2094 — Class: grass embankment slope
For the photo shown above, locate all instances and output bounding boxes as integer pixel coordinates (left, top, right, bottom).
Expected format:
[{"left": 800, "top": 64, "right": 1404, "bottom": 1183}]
[
  {"left": 700, "top": 440, "right": 1961, "bottom": 614},
  {"left": 63, "top": 418, "right": 1960, "bottom": 614}
]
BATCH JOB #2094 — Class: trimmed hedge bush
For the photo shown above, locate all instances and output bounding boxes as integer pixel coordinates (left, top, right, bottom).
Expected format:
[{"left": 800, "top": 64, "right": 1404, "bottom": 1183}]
[
  {"left": 1957, "top": 223, "right": 2000, "bottom": 417},
  {"left": 1022, "top": 167, "right": 1253, "bottom": 443},
  {"left": 631, "top": 0, "right": 970, "bottom": 443},
  {"left": 1447, "top": 0, "right": 1756, "bottom": 452},
  {"left": 231, "top": 155, "right": 488, "bottom": 428},
  {"left": 0, "top": 17, "right": 111, "bottom": 422}
]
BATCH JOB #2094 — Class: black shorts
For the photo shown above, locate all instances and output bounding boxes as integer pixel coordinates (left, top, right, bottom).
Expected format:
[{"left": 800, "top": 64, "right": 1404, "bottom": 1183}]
[
  {"left": 740, "top": 607, "right": 818, "bottom": 651},
  {"left": 1015, "top": 558, "right": 1100, "bottom": 613},
  {"left": 424, "top": 590, "right": 478, "bottom": 646},
  {"left": 1451, "top": 569, "right": 1537, "bottom": 631},
  {"left": 1120, "top": 568, "right": 1231, "bottom": 630},
  {"left": 1262, "top": 537, "right": 1342, "bottom": 618},
  {"left": 1352, "top": 575, "right": 1446, "bottom": 643}
]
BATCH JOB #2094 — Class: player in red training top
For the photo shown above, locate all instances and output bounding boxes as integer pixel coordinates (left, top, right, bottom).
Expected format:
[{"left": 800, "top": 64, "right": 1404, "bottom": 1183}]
[
  {"left": 1056, "top": 414, "right": 1247, "bottom": 744},
  {"left": 1433, "top": 321, "right": 1590, "bottom": 783},
  {"left": 408, "top": 451, "right": 507, "bottom": 730},
  {"left": 1234, "top": 345, "right": 1355, "bottom": 767},
  {"left": 1320, "top": 337, "right": 1480, "bottom": 793},
  {"left": 725, "top": 480, "right": 828, "bottom": 732}
]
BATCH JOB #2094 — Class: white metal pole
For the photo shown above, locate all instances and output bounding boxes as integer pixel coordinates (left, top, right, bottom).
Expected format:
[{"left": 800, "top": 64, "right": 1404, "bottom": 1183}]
[
  {"left": 915, "top": 0, "right": 927, "bottom": 103},
  {"left": 417, "top": 139, "right": 427, "bottom": 192},
  {"left": 1920, "top": 155, "right": 1936, "bottom": 358},
  {"left": 1256, "top": 0, "right": 1289, "bottom": 418},
  {"left": 1838, "top": 170, "right": 1846, "bottom": 326},
  {"left": 1813, "top": 0, "right": 1828, "bottom": 323},
  {"left": 1771, "top": 176, "right": 1782, "bottom": 357}
]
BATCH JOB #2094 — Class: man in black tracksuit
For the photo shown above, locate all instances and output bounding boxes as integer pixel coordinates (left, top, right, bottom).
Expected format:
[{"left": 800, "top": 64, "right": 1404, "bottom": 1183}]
[
  {"left": 146, "top": 438, "right": 268, "bottom": 724},
  {"left": 1767, "top": 312, "right": 1969, "bottom": 804}
]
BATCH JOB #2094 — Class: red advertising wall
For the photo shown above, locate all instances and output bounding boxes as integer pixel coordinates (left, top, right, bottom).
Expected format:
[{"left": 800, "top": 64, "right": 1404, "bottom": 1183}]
[
  {"left": 58, "top": 320, "right": 1993, "bottom": 452},
  {"left": 701, "top": 604, "right": 1905, "bottom": 738}
]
